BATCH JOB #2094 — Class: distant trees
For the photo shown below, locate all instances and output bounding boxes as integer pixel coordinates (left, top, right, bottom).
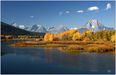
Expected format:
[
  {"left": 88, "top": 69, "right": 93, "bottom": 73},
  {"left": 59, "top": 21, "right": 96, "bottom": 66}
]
[
  {"left": 43, "top": 30, "right": 115, "bottom": 42},
  {"left": 53, "top": 34, "right": 59, "bottom": 41},
  {"left": 93, "top": 30, "right": 115, "bottom": 41},
  {"left": 59, "top": 32, "right": 69, "bottom": 40},
  {"left": 59, "top": 29, "right": 77, "bottom": 40},
  {"left": 81, "top": 30, "right": 93, "bottom": 41}
]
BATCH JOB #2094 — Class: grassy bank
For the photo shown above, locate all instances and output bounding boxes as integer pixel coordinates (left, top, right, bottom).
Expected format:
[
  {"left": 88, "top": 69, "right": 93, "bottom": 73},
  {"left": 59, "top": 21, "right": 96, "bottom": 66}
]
[{"left": 10, "top": 41, "right": 115, "bottom": 53}]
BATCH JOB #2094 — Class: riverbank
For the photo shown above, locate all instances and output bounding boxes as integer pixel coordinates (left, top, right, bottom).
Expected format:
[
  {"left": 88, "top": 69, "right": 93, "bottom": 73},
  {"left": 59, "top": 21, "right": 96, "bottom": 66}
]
[{"left": 10, "top": 41, "right": 115, "bottom": 53}]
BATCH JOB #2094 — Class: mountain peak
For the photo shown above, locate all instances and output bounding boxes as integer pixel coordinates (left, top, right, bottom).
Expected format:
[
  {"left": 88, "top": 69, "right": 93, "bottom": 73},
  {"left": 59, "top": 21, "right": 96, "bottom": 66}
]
[
  {"left": 11, "top": 22, "right": 17, "bottom": 27},
  {"left": 30, "top": 24, "right": 47, "bottom": 33},
  {"left": 9, "top": 19, "right": 114, "bottom": 33},
  {"left": 90, "top": 19, "right": 98, "bottom": 21},
  {"left": 85, "top": 19, "right": 102, "bottom": 32},
  {"left": 77, "top": 19, "right": 114, "bottom": 32},
  {"left": 48, "top": 25, "right": 68, "bottom": 34}
]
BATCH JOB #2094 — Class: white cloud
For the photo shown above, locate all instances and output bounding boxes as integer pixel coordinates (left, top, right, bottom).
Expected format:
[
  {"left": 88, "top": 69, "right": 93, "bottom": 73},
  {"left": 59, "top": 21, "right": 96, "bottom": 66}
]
[
  {"left": 65, "top": 11, "right": 70, "bottom": 13},
  {"left": 77, "top": 10, "right": 84, "bottom": 13},
  {"left": 30, "top": 16, "right": 34, "bottom": 18},
  {"left": 106, "top": 3, "right": 111, "bottom": 10},
  {"left": 88, "top": 6, "right": 99, "bottom": 11}
]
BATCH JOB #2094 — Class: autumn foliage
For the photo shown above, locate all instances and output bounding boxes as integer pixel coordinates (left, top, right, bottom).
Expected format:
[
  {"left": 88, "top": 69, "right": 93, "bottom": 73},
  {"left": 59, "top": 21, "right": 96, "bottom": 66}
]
[
  {"left": 111, "top": 34, "right": 115, "bottom": 42},
  {"left": 59, "top": 29, "right": 77, "bottom": 40},
  {"left": 44, "top": 29, "right": 115, "bottom": 42},
  {"left": 72, "top": 32, "right": 81, "bottom": 40},
  {"left": 44, "top": 33, "right": 54, "bottom": 41}
]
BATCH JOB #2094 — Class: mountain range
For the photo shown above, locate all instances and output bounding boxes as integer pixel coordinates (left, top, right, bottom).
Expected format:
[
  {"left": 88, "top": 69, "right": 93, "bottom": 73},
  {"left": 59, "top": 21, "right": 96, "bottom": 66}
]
[
  {"left": 5, "top": 19, "right": 114, "bottom": 34},
  {"left": 48, "top": 25, "right": 68, "bottom": 34},
  {"left": 25, "top": 24, "right": 47, "bottom": 33},
  {"left": 1, "top": 22, "right": 45, "bottom": 36}
]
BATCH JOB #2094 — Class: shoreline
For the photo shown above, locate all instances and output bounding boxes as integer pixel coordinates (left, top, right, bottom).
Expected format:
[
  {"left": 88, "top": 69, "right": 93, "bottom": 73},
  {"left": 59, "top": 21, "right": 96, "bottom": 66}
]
[{"left": 10, "top": 41, "right": 115, "bottom": 53}]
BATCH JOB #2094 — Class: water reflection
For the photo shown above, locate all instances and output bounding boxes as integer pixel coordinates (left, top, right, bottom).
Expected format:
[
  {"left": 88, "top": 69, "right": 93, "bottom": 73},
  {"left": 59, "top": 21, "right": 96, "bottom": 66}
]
[
  {"left": 1, "top": 42, "right": 115, "bottom": 74},
  {"left": 44, "top": 48, "right": 80, "bottom": 68}
]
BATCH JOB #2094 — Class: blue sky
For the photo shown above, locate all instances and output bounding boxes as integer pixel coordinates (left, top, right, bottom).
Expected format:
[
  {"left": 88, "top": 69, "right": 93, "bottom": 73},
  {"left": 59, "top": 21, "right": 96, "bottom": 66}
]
[{"left": 1, "top": 1, "right": 115, "bottom": 28}]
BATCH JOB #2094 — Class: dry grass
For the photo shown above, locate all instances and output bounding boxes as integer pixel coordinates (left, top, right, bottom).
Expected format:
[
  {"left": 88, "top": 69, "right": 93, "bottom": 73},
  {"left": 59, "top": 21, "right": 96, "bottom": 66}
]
[
  {"left": 67, "top": 45, "right": 83, "bottom": 50},
  {"left": 84, "top": 44, "right": 114, "bottom": 53},
  {"left": 10, "top": 41, "right": 115, "bottom": 53}
]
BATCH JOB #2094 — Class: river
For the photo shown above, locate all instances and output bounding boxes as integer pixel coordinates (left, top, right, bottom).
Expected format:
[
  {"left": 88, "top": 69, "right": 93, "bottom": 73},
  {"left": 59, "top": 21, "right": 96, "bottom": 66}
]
[{"left": 1, "top": 41, "right": 115, "bottom": 74}]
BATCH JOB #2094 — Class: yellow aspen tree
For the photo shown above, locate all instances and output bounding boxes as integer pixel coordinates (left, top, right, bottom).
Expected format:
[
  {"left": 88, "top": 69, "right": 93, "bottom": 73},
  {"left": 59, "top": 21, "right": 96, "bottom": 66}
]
[
  {"left": 44, "top": 33, "right": 50, "bottom": 41},
  {"left": 111, "top": 34, "right": 115, "bottom": 42},
  {"left": 72, "top": 32, "right": 81, "bottom": 41},
  {"left": 49, "top": 34, "right": 54, "bottom": 41}
]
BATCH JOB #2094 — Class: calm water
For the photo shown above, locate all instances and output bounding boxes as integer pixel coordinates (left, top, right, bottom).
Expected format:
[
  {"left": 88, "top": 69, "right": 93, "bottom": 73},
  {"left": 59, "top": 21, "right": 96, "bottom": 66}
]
[{"left": 1, "top": 41, "right": 115, "bottom": 74}]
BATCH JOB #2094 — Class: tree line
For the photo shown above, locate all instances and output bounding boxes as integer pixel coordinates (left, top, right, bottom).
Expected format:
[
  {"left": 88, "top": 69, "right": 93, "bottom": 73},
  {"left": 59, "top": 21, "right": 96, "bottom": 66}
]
[{"left": 44, "top": 29, "right": 115, "bottom": 42}]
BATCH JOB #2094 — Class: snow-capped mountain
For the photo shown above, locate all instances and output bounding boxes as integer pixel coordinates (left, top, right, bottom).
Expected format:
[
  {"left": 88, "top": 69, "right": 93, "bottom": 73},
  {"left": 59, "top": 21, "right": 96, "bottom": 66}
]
[
  {"left": 48, "top": 25, "right": 68, "bottom": 34},
  {"left": 11, "top": 22, "right": 25, "bottom": 29},
  {"left": 19, "top": 25, "right": 25, "bottom": 29},
  {"left": 24, "top": 26, "right": 31, "bottom": 31},
  {"left": 78, "top": 19, "right": 114, "bottom": 32},
  {"left": 85, "top": 19, "right": 103, "bottom": 32},
  {"left": 70, "top": 27, "right": 78, "bottom": 30},
  {"left": 11, "top": 22, "right": 47, "bottom": 33},
  {"left": 29, "top": 24, "right": 47, "bottom": 33},
  {"left": 10, "top": 19, "right": 114, "bottom": 33},
  {"left": 11, "top": 22, "right": 17, "bottom": 27}
]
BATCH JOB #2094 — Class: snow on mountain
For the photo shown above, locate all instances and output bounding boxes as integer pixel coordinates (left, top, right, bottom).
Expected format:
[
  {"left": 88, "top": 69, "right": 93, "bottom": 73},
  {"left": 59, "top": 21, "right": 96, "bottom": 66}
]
[
  {"left": 85, "top": 19, "right": 103, "bottom": 32},
  {"left": 48, "top": 25, "right": 68, "bottom": 34},
  {"left": 24, "top": 26, "right": 31, "bottom": 31},
  {"left": 79, "top": 19, "right": 114, "bottom": 32},
  {"left": 30, "top": 24, "right": 47, "bottom": 33},
  {"left": 19, "top": 25, "right": 25, "bottom": 29},
  {"left": 70, "top": 27, "right": 78, "bottom": 30},
  {"left": 10, "top": 19, "right": 114, "bottom": 33},
  {"left": 11, "top": 22, "right": 17, "bottom": 27}
]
